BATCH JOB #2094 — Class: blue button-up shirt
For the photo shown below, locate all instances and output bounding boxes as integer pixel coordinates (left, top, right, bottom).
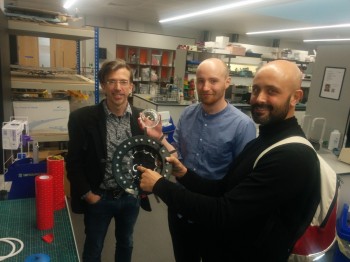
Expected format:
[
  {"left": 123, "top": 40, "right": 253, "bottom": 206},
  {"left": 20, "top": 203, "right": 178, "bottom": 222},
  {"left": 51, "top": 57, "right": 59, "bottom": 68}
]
[{"left": 173, "top": 102, "right": 256, "bottom": 180}]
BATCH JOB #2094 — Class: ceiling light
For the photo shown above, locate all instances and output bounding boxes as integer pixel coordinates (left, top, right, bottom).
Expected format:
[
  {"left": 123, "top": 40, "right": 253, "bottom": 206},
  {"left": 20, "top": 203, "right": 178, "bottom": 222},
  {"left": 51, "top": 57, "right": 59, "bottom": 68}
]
[
  {"left": 247, "top": 23, "right": 350, "bottom": 35},
  {"left": 63, "top": 0, "right": 77, "bottom": 9},
  {"left": 159, "top": 0, "right": 270, "bottom": 23},
  {"left": 304, "top": 38, "right": 350, "bottom": 42}
]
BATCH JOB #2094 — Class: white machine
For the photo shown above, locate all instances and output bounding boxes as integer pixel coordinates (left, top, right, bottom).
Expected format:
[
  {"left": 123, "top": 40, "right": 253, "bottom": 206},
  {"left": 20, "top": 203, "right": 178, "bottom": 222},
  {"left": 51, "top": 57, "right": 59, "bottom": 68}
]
[{"left": 2, "top": 117, "right": 29, "bottom": 150}]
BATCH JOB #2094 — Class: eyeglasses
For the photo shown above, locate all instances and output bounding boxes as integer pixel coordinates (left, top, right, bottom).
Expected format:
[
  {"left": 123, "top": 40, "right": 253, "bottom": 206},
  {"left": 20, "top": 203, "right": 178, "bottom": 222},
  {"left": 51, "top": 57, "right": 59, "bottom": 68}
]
[{"left": 105, "top": 80, "right": 130, "bottom": 87}]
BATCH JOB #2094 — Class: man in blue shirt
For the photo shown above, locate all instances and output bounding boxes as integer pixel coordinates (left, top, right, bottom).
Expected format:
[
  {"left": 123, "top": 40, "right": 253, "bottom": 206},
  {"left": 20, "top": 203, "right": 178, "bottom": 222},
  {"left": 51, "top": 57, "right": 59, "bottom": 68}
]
[
  {"left": 138, "top": 59, "right": 322, "bottom": 262},
  {"left": 142, "top": 58, "right": 256, "bottom": 261}
]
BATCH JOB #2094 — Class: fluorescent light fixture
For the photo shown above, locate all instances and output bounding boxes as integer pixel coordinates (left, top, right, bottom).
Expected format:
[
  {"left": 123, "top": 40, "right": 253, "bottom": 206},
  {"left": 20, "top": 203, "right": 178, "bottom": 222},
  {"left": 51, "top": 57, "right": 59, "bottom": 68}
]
[
  {"left": 247, "top": 23, "right": 350, "bottom": 35},
  {"left": 159, "top": 0, "right": 270, "bottom": 23},
  {"left": 63, "top": 0, "right": 77, "bottom": 9},
  {"left": 304, "top": 38, "right": 350, "bottom": 42}
]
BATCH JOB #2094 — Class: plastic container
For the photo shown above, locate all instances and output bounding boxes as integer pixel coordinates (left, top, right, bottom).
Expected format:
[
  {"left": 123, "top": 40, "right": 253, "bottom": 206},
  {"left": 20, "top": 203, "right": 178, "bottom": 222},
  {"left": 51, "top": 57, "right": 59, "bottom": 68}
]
[
  {"left": 161, "top": 115, "right": 176, "bottom": 144},
  {"left": 151, "top": 54, "right": 162, "bottom": 65},
  {"left": 328, "top": 129, "right": 341, "bottom": 150},
  {"left": 140, "top": 109, "right": 160, "bottom": 128},
  {"left": 333, "top": 204, "right": 350, "bottom": 261}
]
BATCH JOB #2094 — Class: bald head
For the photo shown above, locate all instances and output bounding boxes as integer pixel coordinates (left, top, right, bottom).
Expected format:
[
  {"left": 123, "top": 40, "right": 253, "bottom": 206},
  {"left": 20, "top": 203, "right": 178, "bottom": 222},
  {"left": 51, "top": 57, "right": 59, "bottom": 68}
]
[
  {"left": 250, "top": 60, "right": 304, "bottom": 125},
  {"left": 195, "top": 57, "right": 231, "bottom": 114},
  {"left": 197, "top": 58, "right": 230, "bottom": 78},
  {"left": 256, "top": 60, "right": 303, "bottom": 92}
]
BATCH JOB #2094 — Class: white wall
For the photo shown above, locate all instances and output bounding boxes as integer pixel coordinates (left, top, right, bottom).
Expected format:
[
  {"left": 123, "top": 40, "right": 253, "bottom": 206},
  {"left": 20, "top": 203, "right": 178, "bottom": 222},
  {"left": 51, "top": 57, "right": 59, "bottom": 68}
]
[{"left": 306, "top": 44, "right": 350, "bottom": 148}]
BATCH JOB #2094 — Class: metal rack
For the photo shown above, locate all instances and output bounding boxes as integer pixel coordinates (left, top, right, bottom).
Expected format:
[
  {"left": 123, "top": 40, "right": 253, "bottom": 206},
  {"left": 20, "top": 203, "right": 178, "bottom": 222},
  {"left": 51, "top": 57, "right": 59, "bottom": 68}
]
[
  {"left": 152, "top": 81, "right": 180, "bottom": 104},
  {"left": 8, "top": 19, "right": 98, "bottom": 101}
]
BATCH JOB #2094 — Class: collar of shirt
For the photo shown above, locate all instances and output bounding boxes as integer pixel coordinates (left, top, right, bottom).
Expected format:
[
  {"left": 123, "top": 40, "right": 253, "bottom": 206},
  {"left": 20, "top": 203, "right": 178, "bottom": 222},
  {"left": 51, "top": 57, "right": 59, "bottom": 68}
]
[
  {"left": 102, "top": 99, "right": 132, "bottom": 118},
  {"left": 200, "top": 102, "right": 230, "bottom": 119}
]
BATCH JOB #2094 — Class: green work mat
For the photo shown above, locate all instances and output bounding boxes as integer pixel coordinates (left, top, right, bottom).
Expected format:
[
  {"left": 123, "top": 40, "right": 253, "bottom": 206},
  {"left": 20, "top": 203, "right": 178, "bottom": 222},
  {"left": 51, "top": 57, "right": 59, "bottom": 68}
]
[{"left": 0, "top": 198, "right": 79, "bottom": 261}]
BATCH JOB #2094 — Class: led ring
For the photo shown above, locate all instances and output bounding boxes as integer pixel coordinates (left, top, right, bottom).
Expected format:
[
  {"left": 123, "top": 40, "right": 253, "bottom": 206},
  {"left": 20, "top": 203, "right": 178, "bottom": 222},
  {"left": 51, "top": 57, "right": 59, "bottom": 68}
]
[{"left": 112, "top": 135, "right": 172, "bottom": 196}]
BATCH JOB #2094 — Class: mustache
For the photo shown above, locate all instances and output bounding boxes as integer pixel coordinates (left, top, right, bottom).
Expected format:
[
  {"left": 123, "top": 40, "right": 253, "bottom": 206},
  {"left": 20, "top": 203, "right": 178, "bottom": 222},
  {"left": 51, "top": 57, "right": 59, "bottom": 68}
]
[
  {"left": 251, "top": 104, "right": 273, "bottom": 110},
  {"left": 112, "top": 91, "right": 125, "bottom": 95}
]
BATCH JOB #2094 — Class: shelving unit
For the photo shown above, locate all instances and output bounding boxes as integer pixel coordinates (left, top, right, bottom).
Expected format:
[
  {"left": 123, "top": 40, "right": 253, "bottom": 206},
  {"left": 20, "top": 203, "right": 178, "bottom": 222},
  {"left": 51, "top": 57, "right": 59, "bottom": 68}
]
[
  {"left": 174, "top": 49, "right": 260, "bottom": 101},
  {"left": 10, "top": 71, "right": 94, "bottom": 91},
  {"left": 174, "top": 49, "right": 313, "bottom": 103},
  {"left": 116, "top": 45, "right": 175, "bottom": 95},
  {"left": 7, "top": 19, "right": 96, "bottom": 141},
  {"left": 9, "top": 21, "right": 96, "bottom": 94},
  {"left": 8, "top": 20, "right": 94, "bottom": 40}
]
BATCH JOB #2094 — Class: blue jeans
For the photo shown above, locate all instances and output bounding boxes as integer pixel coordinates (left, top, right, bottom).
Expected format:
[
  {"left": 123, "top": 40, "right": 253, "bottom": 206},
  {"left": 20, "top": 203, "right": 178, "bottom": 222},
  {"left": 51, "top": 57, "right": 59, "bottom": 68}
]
[{"left": 82, "top": 193, "right": 140, "bottom": 262}]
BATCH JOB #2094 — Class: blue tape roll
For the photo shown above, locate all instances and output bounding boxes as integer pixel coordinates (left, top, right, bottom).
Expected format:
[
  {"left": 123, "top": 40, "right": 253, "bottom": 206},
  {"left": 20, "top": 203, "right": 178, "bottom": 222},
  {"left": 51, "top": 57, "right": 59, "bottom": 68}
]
[{"left": 25, "top": 253, "right": 50, "bottom": 262}]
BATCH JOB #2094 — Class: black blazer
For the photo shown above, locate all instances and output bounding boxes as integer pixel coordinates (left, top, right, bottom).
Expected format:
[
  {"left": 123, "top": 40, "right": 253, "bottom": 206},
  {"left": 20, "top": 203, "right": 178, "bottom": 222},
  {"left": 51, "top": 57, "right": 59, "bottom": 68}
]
[{"left": 65, "top": 100, "right": 144, "bottom": 213}]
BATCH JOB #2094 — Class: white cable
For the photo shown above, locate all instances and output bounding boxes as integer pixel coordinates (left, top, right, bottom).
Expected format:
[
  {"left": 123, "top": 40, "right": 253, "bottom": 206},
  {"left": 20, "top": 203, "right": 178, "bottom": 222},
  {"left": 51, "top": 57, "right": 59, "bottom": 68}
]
[
  {"left": 0, "top": 237, "right": 24, "bottom": 261},
  {"left": 0, "top": 239, "right": 15, "bottom": 261}
]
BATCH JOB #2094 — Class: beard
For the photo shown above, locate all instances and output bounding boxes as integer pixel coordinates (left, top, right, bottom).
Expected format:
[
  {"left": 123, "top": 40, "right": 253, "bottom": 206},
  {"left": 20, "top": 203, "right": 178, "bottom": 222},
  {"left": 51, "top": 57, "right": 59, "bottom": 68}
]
[
  {"left": 251, "top": 95, "right": 291, "bottom": 125},
  {"left": 198, "top": 88, "right": 225, "bottom": 106}
]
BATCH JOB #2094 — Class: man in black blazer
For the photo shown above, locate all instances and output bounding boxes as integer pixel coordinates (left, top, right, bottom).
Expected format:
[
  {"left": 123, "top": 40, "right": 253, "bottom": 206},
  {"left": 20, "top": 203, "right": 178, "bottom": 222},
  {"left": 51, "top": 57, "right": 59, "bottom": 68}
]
[{"left": 66, "top": 59, "right": 146, "bottom": 262}]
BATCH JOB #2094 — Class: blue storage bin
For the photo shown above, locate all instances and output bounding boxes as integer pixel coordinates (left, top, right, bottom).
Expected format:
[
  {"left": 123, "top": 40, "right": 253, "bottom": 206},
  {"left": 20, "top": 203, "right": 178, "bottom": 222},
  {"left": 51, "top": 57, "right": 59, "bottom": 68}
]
[
  {"left": 162, "top": 117, "right": 176, "bottom": 144},
  {"left": 334, "top": 204, "right": 350, "bottom": 261}
]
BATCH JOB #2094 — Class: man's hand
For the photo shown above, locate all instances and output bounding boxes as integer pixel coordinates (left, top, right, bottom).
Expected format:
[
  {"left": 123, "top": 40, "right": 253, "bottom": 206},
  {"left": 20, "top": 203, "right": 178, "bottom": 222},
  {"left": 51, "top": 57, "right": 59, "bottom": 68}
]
[
  {"left": 84, "top": 191, "right": 101, "bottom": 204},
  {"left": 166, "top": 156, "right": 187, "bottom": 178},
  {"left": 137, "top": 166, "right": 162, "bottom": 192},
  {"left": 138, "top": 113, "right": 163, "bottom": 141}
]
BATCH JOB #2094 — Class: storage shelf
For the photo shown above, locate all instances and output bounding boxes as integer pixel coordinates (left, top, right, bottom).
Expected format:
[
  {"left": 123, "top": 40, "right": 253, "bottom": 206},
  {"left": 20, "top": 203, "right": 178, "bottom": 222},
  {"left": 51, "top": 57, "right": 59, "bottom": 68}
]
[
  {"left": 11, "top": 72, "right": 94, "bottom": 91},
  {"left": 176, "top": 49, "right": 314, "bottom": 102},
  {"left": 8, "top": 20, "right": 94, "bottom": 41},
  {"left": 30, "top": 133, "right": 69, "bottom": 142},
  {"left": 117, "top": 45, "right": 175, "bottom": 94},
  {"left": 262, "top": 57, "right": 311, "bottom": 65}
]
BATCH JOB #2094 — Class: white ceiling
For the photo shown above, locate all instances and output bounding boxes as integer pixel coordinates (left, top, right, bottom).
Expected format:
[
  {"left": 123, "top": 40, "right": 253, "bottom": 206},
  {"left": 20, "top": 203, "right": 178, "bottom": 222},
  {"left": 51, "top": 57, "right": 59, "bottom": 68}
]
[{"left": 4, "top": 0, "right": 350, "bottom": 43}]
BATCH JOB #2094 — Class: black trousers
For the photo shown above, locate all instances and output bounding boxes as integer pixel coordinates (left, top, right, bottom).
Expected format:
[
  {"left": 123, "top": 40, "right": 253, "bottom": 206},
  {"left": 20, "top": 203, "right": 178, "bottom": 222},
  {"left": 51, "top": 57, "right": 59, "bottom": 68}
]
[
  {"left": 168, "top": 208, "right": 201, "bottom": 262},
  {"left": 167, "top": 209, "right": 220, "bottom": 262}
]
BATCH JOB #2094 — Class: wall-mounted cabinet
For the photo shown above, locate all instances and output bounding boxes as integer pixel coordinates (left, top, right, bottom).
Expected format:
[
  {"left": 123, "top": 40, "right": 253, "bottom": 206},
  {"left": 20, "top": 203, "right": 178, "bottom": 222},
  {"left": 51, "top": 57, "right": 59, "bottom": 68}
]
[{"left": 116, "top": 45, "right": 175, "bottom": 95}]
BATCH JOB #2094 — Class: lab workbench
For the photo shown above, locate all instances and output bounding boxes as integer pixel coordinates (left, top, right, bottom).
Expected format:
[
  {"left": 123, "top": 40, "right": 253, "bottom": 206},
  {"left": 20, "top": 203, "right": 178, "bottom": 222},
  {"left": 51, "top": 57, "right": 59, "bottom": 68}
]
[
  {"left": 318, "top": 148, "right": 350, "bottom": 218},
  {"left": 0, "top": 198, "right": 79, "bottom": 261}
]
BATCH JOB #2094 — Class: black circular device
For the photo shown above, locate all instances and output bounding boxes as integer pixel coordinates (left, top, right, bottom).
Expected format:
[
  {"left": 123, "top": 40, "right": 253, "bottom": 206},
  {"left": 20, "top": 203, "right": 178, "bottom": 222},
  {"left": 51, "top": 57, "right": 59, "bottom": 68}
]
[{"left": 112, "top": 135, "right": 172, "bottom": 196}]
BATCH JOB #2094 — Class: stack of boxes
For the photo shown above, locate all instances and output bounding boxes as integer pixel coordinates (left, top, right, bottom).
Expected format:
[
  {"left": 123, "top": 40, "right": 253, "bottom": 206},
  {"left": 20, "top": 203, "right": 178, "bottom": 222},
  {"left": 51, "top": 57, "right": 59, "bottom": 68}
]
[{"left": 204, "top": 36, "right": 246, "bottom": 56}]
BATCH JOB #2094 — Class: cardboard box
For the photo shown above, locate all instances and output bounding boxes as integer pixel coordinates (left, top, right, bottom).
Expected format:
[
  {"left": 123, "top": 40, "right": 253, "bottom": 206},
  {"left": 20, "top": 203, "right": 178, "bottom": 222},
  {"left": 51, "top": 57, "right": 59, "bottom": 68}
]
[
  {"left": 215, "top": 36, "right": 230, "bottom": 48},
  {"left": 216, "top": 36, "right": 229, "bottom": 44},
  {"left": 205, "top": 41, "right": 216, "bottom": 48},
  {"left": 13, "top": 100, "right": 70, "bottom": 134},
  {"left": 212, "top": 48, "right": 231, "bottom": 54},
  {"left": 188, "top": 45, "right": 197, "bottom": 51},
  {"left": 225, "top": 44, "right": 246, "bottom": 56},
  {"left": 338, "top": 148, "right": 350, "bottom": 165}
]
